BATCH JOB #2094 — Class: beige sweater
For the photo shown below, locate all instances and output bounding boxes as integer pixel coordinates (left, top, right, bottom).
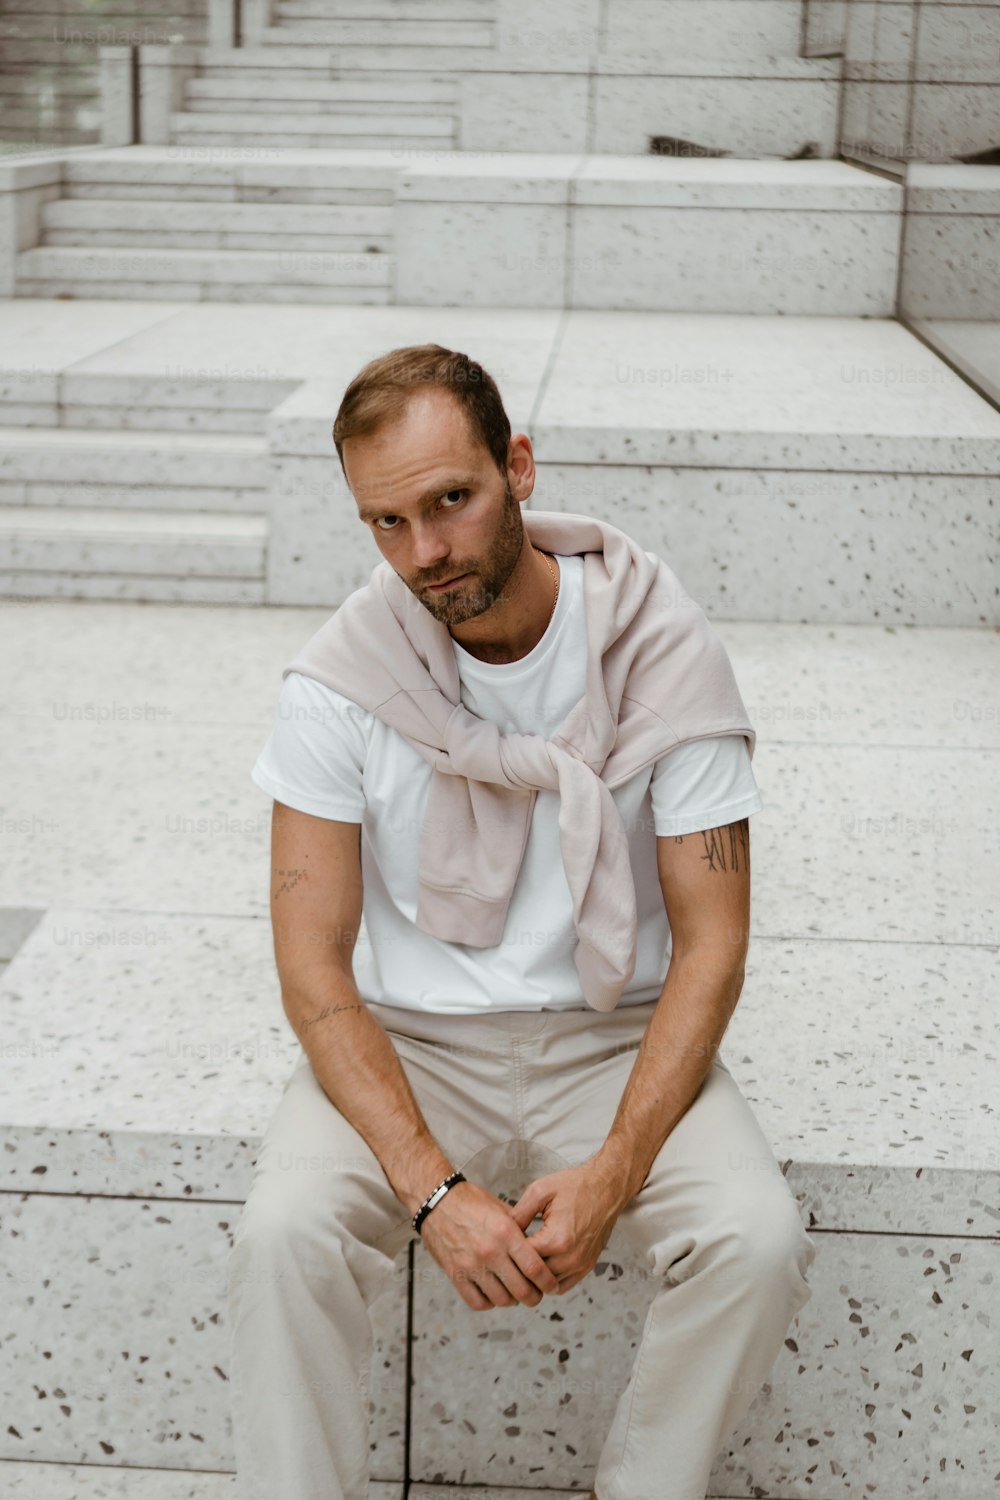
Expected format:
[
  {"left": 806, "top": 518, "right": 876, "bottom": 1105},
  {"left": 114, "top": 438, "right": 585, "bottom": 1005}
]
[{"left": 284, "top": 509, "right": 756, "bottom": 1012}]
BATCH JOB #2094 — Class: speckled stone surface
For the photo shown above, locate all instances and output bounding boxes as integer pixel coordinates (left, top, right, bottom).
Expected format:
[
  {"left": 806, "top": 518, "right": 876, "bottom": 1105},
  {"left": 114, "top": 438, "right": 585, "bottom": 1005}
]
[
  {"left": 0, "top": 1461, "right": 404, "bottom": 1496},
  {"left": 408, "top": 1229, "right": 999, "bottom": 1496},
  {"left": 529, "top": 311, "right": 1000, "bottom": 474},
  {"left": 532, "top": 464, "right": 999, "bottom": 625},
  {"left": 0, "top": 1190, "right": 407, "bottom": 1472},
  {"left": 912, "top": 319, "right": 1000, "bottom": 408},
  {"left": 0, "top": 595, "right": 997, "bottom": 1494}
]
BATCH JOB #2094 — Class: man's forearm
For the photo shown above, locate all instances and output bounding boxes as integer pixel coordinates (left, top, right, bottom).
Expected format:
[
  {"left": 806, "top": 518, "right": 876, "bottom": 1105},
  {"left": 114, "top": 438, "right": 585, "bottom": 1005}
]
[
  {"left": 282, "top": 968, "right": 456, "bottom": 1217},
  {"left": 588, "top": 949, "right": 746, "bottom": 1207}
]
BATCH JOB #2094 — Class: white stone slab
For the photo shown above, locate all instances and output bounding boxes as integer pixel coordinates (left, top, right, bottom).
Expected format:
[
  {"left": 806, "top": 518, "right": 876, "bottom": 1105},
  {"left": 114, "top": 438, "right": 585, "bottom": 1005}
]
[
  {"left": 396, "top": 152, "right": 581, "bottom": 203},
  {"left": 592, "top": 73, "right": 839, "bottom": 157},
  {"left": 0, "top": 505, "right": 267, "bottom": 577},
  {"left": 0, "top": 1464, "right": 405, "bottom": 1497},
  {"left": 572, "top": 155, "right": 901, "bottom": 210},
  {"left": 0, "top": 1463, "right": 243, "bottom": 1497},
  {"left": 18, "top": 245, "right": 393, "bottom": 288},
  {"left": 409, "top": 1229, "right": 999, "bottom": 1496},
  {"left": 457, "top": 71, "right": 589, "bottom": 154},
  {"left": 912, "top": 319, "right": 1000, "bottom": 406},
  {"left": 531, "top": 466, "right": 999, "bottom": 625},
  {"left": 906, "top": 163, "right": 1000, "bottom": 213},
  {"left": 902, "top": 217, "right": 1000, "bottom": 319},
  {"left": 531, "top": 311, "right": 1000, "bottom": 471},
  {"left": 0, "top": 429, "right": 265, "bottom": 492},
  {"left": 600, "top": 0, "right": 803, "bottom": 63},
  {"left": 569, "top": 206, "right": 899, "bottom": 314},
  {"left": 0, "top": 1193, "right": 408, "bottom": 1473},
  {"left": 0, "top": 910, "right": 996, "bottom": 1201},
  {"left": 61, "top": 302, "right": 560, "bottom": 402},
  {"left": 0, "top": 300, "right": 183, "bottom": 396},
  {"left": 909, "top": 80, "right": 1000, "bottom": 160},
  {"left": 396, "top": 200, "right": 567, "bottom": 306}
]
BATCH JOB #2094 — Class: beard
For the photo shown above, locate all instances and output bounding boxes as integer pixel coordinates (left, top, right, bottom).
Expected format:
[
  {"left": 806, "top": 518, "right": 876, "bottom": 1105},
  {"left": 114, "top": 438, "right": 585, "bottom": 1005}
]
[{"left": 413, "top": 478, "right": 525, "bottom": 627}]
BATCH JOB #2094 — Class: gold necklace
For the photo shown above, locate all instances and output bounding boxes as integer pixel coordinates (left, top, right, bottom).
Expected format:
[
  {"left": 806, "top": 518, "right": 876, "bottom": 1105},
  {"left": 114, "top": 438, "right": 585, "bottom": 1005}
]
[{"left": 542, "top": 551, "right": 560, "bottom": 628}]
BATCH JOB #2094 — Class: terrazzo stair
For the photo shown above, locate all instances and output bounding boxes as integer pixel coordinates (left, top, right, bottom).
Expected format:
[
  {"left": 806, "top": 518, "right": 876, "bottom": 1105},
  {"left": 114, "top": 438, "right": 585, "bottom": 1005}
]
[
  {"left": 38, "top": 199, "right": 395, "bottom": 255},
  {"left": 0, "top": 890, "right": 996, "bottom": 1492},
  {"left": 261, "top": 0, "right": 497, "bottom": 50},
  {"left": 0, "top": 504, "right": 268, "bottom": 601},
  {"left": 12, "top": 151, "right": 896, "bottom": 313},
  {"left": 175, "top": 66, "right": 459, "bottom": 152},
  {"left": 169, "top": 109, "right": 456, "bottom": 150},
  {"left": 0, "top": 349, "right": 280, "bottom": 598},
  {"left": 2, "top": 297, "right": 997, "bottom": 618},
  {"left": 0, "top": 1472, "right": 793, "bottom": 1500},
  {"left": 13, "top": 147, "right": 399, "bottom": 304},
  {"left": 165, "top": 53, "right": 460, "bottom": 153},
  {"left": 0, "top": 428, "right": 267, "bottom": 508},
  {"left": 15, "top": 245, "right": 393, "bottom": 304}
]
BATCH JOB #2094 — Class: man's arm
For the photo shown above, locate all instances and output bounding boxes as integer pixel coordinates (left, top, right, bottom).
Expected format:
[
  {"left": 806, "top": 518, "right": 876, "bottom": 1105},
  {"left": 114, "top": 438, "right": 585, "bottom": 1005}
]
[
  {"left": 586, "top": 817, "right": 752, "bottom": 1207},
  {"left": 268, "top": 798, "right": 562, "bottom": 1310},
  {"left": 269, "top": 799, "right": 455, "bottom": 1217}
]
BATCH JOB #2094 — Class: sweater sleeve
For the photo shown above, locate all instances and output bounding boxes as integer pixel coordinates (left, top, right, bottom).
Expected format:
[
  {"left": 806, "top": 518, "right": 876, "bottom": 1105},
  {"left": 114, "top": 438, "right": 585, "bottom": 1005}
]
[
  {"left": 649, "top": 734, "right": 763, "bottom": 837},
  {"left": 250, "top": 671, "right": 368, "bottom": 822}
]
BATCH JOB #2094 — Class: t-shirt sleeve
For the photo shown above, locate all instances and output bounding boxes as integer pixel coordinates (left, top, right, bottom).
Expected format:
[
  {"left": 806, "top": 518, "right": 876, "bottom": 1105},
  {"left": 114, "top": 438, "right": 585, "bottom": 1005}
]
[
  {"left": 649, "top": 734, "right": 763, "bottom": 837},
  {"left": 250, "top": 671, "right": 367, "bottom": 823}
]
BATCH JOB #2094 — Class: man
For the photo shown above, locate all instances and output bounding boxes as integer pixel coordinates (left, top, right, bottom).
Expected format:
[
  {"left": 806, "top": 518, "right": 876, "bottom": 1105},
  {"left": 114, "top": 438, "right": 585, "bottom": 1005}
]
[{"left": 227, "top": 344, "right": 816, "bottom": 1500}]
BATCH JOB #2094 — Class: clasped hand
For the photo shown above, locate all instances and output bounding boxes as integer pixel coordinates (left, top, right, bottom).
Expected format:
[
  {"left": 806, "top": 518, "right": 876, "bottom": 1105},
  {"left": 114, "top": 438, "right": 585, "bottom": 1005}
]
[{"left": 420, "top": 1163, "right": 624, "bottom": 1311}]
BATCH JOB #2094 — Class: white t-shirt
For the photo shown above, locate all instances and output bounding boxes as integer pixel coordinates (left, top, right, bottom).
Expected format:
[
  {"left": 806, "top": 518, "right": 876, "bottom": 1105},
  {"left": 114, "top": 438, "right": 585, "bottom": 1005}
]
[{"left": 251, "top": 552, "right": 763, "bottom": 1014}]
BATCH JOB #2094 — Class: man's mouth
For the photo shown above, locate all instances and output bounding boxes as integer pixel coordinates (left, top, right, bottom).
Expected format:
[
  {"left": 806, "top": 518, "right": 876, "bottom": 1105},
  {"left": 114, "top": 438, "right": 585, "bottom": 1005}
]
[{"left": 427, "top": 572, "right": 470, "bottom": 592}]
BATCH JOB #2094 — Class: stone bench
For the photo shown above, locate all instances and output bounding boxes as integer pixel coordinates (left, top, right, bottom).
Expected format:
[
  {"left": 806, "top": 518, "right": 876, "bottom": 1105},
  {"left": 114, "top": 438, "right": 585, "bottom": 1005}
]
[{"left": 1, "top": 901, "right": 996, "bottom": 1497}]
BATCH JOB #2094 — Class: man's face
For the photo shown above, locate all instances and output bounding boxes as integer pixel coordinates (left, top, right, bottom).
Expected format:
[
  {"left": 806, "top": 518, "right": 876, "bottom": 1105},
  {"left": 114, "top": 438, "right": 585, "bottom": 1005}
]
[{"left": 344, "top": 387, "right": 529, "bottom": 627}]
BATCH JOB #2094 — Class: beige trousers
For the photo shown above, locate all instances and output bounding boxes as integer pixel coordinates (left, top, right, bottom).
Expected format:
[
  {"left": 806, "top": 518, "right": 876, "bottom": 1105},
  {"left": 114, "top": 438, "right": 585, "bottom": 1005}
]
[{"left": 226, "top": 997, "right": 816, "bottom": 1500}]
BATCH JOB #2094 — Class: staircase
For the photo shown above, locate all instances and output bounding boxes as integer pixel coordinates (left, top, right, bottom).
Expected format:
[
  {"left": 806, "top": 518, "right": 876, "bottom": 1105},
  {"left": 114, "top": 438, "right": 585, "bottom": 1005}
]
[
  {"left": 263, "top": 0, "right": 497, "bottom": 48},
  {"left": 173, "top": 64, "right": 461, "bottom": 149},
  {"left": 14, "top": 147, "right": 397, "bottom": 302},
  {"left": 0, "top": 327, "right": 296, "bottom": 600}
]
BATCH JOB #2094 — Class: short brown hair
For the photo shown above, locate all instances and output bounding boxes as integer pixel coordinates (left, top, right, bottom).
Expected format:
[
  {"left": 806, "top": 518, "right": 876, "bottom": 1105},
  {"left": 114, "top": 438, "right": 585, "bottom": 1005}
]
[{"left": 332, "top": 343, "right": 512, "bottom": 482}]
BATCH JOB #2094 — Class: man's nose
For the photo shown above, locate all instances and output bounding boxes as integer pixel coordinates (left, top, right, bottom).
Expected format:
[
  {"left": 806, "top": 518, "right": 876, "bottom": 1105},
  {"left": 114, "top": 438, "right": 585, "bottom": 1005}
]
[{"left": 409, "top": 520, "right": 452, "bottom": 571}]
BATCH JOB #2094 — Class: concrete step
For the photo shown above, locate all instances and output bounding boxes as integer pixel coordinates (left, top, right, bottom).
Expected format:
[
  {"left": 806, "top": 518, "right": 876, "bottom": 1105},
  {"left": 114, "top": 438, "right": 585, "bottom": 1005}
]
[
  {"left": 169, "top": 128, "right": 454, "bottom": 152},
  {"left": 15, "top": 246, "right": 394, "bottom": 304},
  {"left": 169, "top": 107, "right": 455, "bottom": 139},
  {"left": 0, "top": 1467, "right": 785, "bottom": 1500},
  {"left": 261, "top": 18, "right": 494, "bottom": 45},
  {"left": 601, "top": 0, "right": 804, "bottom": 63},
  {"left": 0, "top": 505, "right": 268, "bottom": 601},
  {"left": 0, "top": 883, "right": 995, "bottom": 1485},
  {"left": 183, "top": 94, "right": 453, "bottom": 117},
  {"left": 275, "top": 0, "right": 490, "bottom": 15},
  {"left": 185, "top": 70, "right": 457, "bottom": 100},
  {"left": 59, "top": 146, "right": 402, "bottom": 205},
  {"left": 39, "top": 198, "right": 394, "bottom": 253},
  {"left": 0, "top": 428, "right": 267, "bottom": 510},
  {"left": 252, "top": 39, "right": 497, "bottom": 66}
]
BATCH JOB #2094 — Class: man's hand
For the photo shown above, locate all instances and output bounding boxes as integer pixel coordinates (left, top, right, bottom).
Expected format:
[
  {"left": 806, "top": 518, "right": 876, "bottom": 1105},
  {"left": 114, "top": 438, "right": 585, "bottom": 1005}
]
[
  {"left": 508, "top": 1164, "right": 624, "bottom": 1296},
  {"left": 419, "top": 1178, "right": 563, "bottom": 1311}
]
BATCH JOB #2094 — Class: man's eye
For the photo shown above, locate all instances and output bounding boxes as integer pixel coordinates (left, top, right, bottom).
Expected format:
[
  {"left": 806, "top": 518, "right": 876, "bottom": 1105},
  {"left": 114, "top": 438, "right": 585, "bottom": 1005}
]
[{"left": 374, "top": 491, "right": 466, "bottom": 531}]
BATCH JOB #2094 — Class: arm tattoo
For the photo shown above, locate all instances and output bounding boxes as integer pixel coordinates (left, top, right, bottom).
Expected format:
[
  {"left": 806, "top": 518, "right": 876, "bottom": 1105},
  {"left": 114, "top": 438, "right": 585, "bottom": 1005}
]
[
  {"left": 301, "top": 1001, "right": 365, "bottom": 1033},
  {"left": 699, "top": 818, "right": 750, "bottom": 873},
  {"left": 274, "top": 866, "right": 306, "bottom": 898}
]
